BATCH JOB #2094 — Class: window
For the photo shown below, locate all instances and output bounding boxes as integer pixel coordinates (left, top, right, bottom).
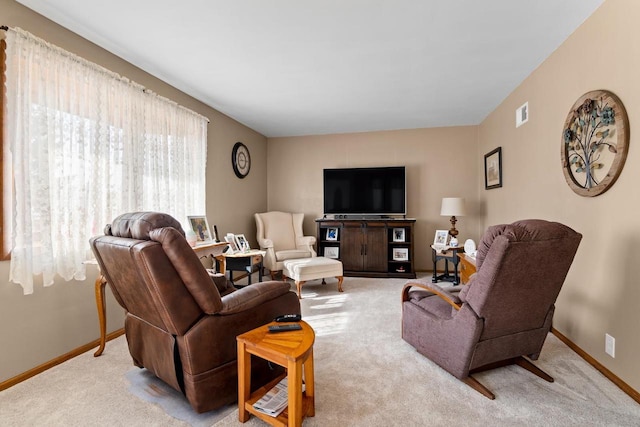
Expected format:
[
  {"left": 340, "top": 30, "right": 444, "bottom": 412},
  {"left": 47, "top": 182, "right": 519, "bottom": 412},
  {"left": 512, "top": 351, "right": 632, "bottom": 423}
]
[{"left": 3, "top": 27, "right": 208, "bottom": 294}]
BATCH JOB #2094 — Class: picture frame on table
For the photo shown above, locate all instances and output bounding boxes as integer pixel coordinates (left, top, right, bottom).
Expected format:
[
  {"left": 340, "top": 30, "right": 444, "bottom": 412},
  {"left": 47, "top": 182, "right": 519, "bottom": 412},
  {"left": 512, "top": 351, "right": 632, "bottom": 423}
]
[
  {"left": 392, "top": 228, "right": 405, "bottom": 242},
  {"left": 392, "top": 248, "right": 409, "bottom": 261},
  {"left": 224, "top": 234, "right": 239, "bottom": 254},
  {"left": 433, "top": 229, "right": 450, "bottom": 246},
  {"left": 324, "top": 246, "right": 339, "bottom": 259},
  {"left": 234, "top": 234, "right": 250, "bottom": 252},
  {"left": 187, "top": 216, "right": 213, "bottom": 243},
  {"left": 484, "top": 146, "right": 503, "bottom": 190},
  {"left": 326, "top": 227, "right": 339, "bottom": 241}
]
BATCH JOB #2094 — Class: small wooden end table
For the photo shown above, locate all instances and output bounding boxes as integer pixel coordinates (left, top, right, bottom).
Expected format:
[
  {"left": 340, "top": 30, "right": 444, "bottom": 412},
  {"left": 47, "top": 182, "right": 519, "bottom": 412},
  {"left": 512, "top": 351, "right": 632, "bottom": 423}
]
[
  {"left": 458, "top": 253, "right": 477, "bottom": 285},
  {"left": 431, "top": 244, "right": 465, "bottom": 285},
  {"left": 222, "top": 249, "right": 266, "bottom": 286},
  {"left": 237, "top": 320, "right": 315, "bottom": 427}
]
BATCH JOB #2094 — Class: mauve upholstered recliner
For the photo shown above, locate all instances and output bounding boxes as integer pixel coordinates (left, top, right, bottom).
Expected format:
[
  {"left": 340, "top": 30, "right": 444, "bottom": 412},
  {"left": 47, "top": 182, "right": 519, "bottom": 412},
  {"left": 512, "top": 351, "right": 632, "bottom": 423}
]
[
  {"left": 402, "top": 219, "right": 582, "bottom": 399},
  {"left": 90, "top": 212, "right": 301, "bottom": 413}
]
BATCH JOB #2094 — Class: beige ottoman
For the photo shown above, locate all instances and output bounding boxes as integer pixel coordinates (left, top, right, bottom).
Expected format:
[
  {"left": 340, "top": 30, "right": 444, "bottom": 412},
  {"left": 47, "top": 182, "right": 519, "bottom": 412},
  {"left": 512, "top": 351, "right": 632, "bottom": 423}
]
[{"left": 283, "top": 257, "right": 344, "bottom": 299}]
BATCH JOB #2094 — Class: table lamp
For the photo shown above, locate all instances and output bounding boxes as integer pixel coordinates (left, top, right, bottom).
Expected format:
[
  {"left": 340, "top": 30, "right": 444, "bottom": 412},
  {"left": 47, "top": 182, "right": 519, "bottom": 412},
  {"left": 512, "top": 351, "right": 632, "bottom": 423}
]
[{"left": 440, "top": 197, "right": 466, "bottom": 239}]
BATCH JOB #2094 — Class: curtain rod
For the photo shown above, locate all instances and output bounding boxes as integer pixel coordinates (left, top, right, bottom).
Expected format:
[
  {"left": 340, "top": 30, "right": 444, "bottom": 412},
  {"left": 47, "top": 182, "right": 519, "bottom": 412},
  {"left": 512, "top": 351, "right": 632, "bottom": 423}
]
[{"left": 0, "top": 24, "right": 210, "bottom": 123}]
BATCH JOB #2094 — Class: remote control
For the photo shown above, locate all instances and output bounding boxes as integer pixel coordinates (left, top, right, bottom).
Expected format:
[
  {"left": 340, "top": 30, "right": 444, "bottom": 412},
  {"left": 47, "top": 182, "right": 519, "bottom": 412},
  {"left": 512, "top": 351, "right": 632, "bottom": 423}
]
[
  {"left": 268, "top": 324, "right": 302, "bottom": 333},
  {"left": 274, "top": 314, "right": 301, "bottom": 322}
]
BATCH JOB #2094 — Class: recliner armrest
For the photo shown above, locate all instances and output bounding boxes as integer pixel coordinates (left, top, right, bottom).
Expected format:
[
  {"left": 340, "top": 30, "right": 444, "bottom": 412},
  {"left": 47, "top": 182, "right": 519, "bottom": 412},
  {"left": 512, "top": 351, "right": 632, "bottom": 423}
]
[
  {"left": 402, "top": 279, "right": 462, "bottom": 310},
  {"left": 219, "top": 280, "right": 292, "bottom": 315}
]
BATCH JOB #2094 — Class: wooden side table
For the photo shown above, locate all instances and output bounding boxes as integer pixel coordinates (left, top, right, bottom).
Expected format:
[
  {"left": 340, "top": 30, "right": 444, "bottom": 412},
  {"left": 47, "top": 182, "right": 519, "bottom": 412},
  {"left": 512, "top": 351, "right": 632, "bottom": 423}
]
[
  {"left": 431, "top": 245, "right": 465, "bottom": 285},
  {"left": 237, "top": 320, "right": 315, "bottom": 427},
  {"left": 223, "top": 249, "right": 266, "bottom": 286},
  {"left": 458, "top": 253, "right": 477, "bottom": 285}
]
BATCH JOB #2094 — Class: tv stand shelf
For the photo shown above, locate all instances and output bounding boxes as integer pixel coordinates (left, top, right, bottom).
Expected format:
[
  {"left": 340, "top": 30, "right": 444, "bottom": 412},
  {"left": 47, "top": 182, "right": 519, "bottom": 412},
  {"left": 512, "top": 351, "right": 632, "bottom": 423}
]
[{"left": 316, "top": 218, "right": 416, "bottom": 279}]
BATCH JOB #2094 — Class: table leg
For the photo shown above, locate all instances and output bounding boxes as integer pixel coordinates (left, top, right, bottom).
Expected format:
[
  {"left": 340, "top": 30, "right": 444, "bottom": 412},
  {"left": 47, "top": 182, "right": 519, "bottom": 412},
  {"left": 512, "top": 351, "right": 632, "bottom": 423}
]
[
  {"left": 237, "top": 341, "right": 251, "bottom": 422},
  {"left": 288, "top": 358, "right": 304, "bottom": 427},
  {"left": 336, "top": 276, "right": 344, "bottom": 293},
  {"left": 258, "top": 259, "right": 263, "bottom": 282},
  {"left": 215, "top": 255, "right": 226, "bottom": 276},
  {"left": 304, "top": 348, "right": 315, "bottom": 417},
  {"left": 94, "top": 275, "right": 107, "bottom": 357},
  {"left": 431, "top": 249, "right": 437, "bottom": 283},
  {"left": 452, "top": 250, "right": 460, "bottom": 285}
]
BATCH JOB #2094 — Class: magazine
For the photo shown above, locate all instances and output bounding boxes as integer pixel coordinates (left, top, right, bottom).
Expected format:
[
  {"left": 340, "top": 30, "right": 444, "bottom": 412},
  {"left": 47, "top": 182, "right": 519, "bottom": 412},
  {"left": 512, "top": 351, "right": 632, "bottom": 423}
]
[{"left": 252, "top": 377, "right": 305, "bottom": 417}]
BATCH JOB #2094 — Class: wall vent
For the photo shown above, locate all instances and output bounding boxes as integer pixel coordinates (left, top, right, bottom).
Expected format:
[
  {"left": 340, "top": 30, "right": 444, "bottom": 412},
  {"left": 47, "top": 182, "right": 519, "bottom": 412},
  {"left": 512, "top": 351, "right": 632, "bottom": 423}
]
[{"left": 516, "top": 102, "right": 529, "bottom": 128}]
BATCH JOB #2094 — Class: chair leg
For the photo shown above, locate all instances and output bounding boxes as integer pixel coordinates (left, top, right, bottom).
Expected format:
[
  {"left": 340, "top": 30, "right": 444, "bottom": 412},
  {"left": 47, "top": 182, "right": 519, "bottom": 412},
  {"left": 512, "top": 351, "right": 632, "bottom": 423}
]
[
  {"left": 462, "top": 376, "right": 495, "bottom": 400},
  {"left": 295, "top": 281, "right": 305, "bottom": 299},
  {"left": 515, "top": 356, "right": 554, "bottom": 382},
  {"left": 462, "top": 357, "right": 553, "bottom": 400},
  {"left": 270, "top": 270, "right": 283, "bottom": 281}
]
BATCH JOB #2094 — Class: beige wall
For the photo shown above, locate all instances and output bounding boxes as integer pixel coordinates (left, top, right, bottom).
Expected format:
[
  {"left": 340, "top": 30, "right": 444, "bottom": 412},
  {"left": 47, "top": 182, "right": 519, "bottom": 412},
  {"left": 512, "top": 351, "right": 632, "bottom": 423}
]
[
  {"left": 0, "top": 0, "right": 267, "bottom": 382},
  {"left": 478, "top": 0, "right": 640, "bottom": 391},
  {"left": 267, "top": 126, "right": 481, "bottom": 272},
  {"left": 4, "top": 0, "right": 639, "bottom": 400}
]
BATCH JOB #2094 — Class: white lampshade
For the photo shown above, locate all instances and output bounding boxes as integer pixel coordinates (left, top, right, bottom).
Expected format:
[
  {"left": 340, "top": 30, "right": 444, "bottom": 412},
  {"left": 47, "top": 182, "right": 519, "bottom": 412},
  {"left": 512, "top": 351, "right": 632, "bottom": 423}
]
[{"left": 440, "top": 197, "right": 466, "bottom": 216}]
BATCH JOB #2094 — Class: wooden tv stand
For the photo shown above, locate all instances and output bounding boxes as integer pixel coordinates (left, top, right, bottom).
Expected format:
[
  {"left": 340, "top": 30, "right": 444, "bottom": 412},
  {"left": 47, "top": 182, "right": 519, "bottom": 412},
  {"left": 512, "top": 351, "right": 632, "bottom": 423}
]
[{"left": 316, "top": 218, "right": 416, "bottom": 279}]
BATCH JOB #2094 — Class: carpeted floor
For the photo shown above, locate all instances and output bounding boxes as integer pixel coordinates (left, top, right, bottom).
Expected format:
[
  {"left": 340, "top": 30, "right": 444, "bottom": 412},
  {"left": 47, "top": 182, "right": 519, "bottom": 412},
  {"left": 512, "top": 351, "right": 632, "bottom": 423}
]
[{"left": 1, "top": 274, "right": 639, "bottom": 426}]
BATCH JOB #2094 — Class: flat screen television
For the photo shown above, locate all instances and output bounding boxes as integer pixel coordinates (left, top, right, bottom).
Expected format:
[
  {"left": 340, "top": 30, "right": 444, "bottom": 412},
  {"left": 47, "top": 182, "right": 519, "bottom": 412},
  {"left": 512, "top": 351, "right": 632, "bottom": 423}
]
[{"left": 323, "top": 166, "right": 406, "bottom": 216}]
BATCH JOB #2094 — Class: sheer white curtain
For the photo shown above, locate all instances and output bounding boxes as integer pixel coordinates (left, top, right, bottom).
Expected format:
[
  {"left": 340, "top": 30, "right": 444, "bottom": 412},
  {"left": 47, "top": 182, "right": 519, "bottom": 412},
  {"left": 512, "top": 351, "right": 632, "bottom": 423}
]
[{"left": 4, "top": 28, "right": 208, "bottom": 295}]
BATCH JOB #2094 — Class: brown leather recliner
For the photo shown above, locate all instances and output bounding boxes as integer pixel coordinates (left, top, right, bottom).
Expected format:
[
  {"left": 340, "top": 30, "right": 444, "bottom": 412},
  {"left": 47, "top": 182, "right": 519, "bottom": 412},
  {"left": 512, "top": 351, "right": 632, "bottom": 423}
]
[
  {"left": 402, "top": 219, "right": 582, "bottom": 399},
  {"left": 90, "top": 212, "right": 301, "bottom": 413}
]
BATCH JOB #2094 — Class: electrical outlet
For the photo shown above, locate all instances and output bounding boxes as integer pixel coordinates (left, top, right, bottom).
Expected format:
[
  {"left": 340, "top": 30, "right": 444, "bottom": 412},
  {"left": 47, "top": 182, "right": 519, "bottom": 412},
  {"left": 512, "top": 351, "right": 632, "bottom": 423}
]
[{"left": 605, "top": 333, "right": 615, "bottom": 358}]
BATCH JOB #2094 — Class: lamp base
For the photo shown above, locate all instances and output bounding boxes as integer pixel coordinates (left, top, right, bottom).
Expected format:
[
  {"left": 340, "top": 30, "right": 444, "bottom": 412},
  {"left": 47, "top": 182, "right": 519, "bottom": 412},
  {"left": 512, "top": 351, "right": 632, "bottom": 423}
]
[{"left": 449, "top": 216, "right": 459, "bottom": 238}]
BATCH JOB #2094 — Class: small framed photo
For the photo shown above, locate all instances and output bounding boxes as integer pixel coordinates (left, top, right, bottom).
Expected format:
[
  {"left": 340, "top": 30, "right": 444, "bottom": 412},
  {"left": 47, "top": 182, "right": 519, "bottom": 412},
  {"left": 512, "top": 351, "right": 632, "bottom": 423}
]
[
  {"left": 392, "top": 228, "right": 405, "bottom": 242},
  {"left": 188, "top": 216, "right": 213, "bottom": 243},
  {"left": 224, "top": 234, "right": 238, "bottom": 253},
  {"left": 484, "top": 146, "right": 503, "bottom": 190},
  {"left": 324, "top": 246, "right": 339, "bottom": 259},
  {"left": 234, "top": 234, "right": 250, "bottom": 252},
  {"left": 434, "top": 229, "right": 450, "bottom": 246},
  {"left": 326, "top": 227, "right": 339, "bottom": 241},
  {"left": 393, "top": 248, "right": 409, "bottom": 261}
]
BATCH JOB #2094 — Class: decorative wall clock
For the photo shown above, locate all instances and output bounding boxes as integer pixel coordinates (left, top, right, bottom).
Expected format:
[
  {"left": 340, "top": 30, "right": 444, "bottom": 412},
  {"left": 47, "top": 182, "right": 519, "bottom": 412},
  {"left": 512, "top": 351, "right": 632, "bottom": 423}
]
[
  {"left": 231, "top": 142, "right": 251, "bottom": 179},
  {"left": 561, "top": 90, "right": 629, "bottom": 197}
]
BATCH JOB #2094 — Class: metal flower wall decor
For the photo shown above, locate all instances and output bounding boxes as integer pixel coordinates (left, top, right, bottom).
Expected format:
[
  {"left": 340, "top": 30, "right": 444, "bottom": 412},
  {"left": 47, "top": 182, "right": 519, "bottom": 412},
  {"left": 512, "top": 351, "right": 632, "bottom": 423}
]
[{"left": 561, "top": 90, "right": 629, "bottom": 197}]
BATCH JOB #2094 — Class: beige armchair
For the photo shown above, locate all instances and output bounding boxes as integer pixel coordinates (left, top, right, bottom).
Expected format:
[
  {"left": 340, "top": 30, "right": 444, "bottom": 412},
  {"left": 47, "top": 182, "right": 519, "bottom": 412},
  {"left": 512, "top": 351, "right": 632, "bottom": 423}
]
[{"left": 255, "top": 211, "right": 317, "bottom": 279}]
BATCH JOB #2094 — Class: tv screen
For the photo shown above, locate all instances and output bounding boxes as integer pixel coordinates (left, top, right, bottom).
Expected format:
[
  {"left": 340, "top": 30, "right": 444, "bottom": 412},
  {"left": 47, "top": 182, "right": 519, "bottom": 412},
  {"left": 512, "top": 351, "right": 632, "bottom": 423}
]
[{"left": 323, "top": 166, "right": 406, "bottom": 216}]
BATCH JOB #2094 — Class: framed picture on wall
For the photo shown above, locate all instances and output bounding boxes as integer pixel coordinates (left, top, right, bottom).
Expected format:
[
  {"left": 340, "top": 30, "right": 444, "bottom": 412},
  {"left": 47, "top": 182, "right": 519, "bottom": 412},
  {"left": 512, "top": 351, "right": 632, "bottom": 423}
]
[{"left": 484, "top": 147, "right": 503, "bottom": 190}]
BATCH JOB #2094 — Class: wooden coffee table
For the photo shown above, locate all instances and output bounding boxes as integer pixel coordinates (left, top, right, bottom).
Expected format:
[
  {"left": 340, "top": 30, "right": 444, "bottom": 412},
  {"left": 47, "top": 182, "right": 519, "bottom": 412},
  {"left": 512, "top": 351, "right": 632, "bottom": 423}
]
[{"left": 237, "top": 320, "right": 315, "bottom": 427}]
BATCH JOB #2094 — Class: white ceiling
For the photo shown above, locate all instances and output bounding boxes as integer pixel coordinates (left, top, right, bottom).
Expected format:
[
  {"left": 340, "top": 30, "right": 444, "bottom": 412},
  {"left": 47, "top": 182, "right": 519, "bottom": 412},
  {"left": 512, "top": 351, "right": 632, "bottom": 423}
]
[{"left": 17, "top": 0, "right": 604, "bottom": 137}]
